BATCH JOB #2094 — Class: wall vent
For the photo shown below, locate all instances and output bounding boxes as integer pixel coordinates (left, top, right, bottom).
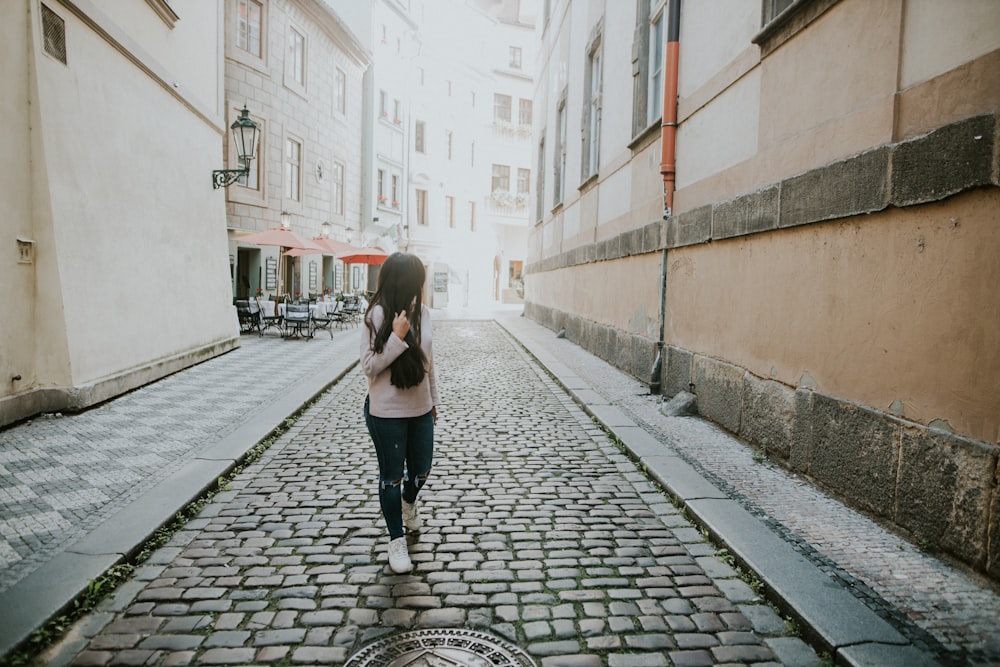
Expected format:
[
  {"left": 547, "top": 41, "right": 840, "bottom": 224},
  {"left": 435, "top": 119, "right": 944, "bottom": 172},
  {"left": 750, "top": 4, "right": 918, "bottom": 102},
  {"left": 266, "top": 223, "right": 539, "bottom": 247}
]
[{"left": 41, "top": 4, "right": 67, "bottom": 65}]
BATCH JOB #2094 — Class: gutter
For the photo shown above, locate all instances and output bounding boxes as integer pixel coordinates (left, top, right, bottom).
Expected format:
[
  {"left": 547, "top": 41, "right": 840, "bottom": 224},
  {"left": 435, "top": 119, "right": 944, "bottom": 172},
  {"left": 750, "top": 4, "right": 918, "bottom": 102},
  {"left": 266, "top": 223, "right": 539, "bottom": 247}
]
[{"left": 652, "top": 0, "right": 681, "bottom": 393}]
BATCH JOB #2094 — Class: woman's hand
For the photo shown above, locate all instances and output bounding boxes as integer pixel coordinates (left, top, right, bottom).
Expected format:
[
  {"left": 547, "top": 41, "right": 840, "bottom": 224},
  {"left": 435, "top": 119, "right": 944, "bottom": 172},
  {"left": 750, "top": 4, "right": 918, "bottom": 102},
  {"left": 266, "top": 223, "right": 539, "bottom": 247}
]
[{"left": 392, "top": 310, "right": 410, "bottom": 340}]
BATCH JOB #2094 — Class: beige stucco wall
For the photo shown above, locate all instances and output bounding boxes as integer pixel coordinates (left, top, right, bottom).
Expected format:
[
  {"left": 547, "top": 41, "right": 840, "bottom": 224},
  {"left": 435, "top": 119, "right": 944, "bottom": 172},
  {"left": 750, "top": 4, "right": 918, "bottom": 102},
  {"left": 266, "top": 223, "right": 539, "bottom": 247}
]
[
  {"left": 0, "top": 0, "right": 237, "bottom": 422},
  {"left": 900, "top": 0, "right": 1000, "bottom": 89},
  {"left": 35, "top": 2, "right": 234, "bottom": 388},
  {"left": 665, "top": 189, "right": 1000, "bottom": 444},
  {"left": 525, "top": 253, "right": 662, "bottom": 339},
  {"left": 1, "top": 6, "right": 43, "bottom": 395}
]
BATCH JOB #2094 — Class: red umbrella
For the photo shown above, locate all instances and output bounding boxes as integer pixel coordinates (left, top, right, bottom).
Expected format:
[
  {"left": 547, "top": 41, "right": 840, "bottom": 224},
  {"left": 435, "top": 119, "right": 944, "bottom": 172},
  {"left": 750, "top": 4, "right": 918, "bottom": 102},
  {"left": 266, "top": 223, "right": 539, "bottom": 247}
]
[{"left": 338, "top": 247, "right": 389, "bottom": 265}]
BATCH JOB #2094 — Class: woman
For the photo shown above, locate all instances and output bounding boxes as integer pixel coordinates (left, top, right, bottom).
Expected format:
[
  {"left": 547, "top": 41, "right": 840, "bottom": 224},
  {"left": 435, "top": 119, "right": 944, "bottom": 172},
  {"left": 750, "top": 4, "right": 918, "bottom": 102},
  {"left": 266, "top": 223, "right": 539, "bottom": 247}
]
[{"left": 360, "top": 252, "right": 438, "bottom": 573}]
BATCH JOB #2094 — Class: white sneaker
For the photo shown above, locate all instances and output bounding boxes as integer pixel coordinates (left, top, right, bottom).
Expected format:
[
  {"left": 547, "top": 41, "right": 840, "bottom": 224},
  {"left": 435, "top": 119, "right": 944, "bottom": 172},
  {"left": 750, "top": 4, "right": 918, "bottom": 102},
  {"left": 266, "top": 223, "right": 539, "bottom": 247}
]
[
  {"left": 402, "top": 499, "right": 422, "bottom": 532},
  {"left": 387, "top": 536, "right": 412, "bottom": 574}
]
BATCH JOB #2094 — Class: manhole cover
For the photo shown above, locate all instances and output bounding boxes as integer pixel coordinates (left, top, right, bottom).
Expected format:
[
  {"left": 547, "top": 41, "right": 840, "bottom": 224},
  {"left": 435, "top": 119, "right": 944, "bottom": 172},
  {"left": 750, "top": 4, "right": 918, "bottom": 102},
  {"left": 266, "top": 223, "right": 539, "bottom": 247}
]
[{"left": 344, "top": 628, "right": 537, "bottom": 667}]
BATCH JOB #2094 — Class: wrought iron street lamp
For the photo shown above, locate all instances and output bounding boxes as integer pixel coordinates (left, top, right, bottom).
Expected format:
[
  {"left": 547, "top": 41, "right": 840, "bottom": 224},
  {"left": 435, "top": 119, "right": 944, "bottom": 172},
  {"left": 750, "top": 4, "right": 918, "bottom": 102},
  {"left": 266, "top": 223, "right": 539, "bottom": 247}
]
[
  {"left": 321, "top": 222, "right": 331, "bottom": 238},
  {"left": 212, "top": 105, "right": 259, "bottom": 189},
  {"left": 280, "top": 211, "right": 291, "bottom": 229}
]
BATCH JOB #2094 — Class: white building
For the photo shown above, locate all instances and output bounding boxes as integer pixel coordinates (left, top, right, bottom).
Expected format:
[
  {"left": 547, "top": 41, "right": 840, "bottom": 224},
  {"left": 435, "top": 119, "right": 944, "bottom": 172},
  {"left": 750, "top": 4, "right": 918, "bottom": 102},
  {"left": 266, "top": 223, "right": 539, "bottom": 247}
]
[
  {"left": 1, "top": 1, "right": 237, "bottom": 428},
  {"left": 367, "top": 0, "right": 536, "bottom": 307}
]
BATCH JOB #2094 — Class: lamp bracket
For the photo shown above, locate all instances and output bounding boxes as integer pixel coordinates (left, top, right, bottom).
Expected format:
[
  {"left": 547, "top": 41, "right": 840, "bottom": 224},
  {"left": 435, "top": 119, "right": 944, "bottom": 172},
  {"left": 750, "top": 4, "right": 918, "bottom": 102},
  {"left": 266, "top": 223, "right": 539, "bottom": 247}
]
[{"left": 212, "top": 167, "right": 248, "bottom": 189}]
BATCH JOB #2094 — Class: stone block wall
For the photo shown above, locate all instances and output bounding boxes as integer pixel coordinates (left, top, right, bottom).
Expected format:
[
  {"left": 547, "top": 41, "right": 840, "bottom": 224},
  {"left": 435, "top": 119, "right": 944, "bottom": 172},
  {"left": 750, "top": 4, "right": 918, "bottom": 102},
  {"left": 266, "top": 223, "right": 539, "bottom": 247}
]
[{"left": 666, "top": 348, "right": 1000, "bottom": 579}]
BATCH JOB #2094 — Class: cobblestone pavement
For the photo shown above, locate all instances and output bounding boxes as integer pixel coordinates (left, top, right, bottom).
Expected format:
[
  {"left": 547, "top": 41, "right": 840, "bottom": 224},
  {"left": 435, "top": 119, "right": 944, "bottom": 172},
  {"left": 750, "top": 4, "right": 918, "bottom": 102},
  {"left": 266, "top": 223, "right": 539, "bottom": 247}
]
[
  {"left": 48, "top": 320, "right": 816, "bottom": 666},
  {"left": 0, "top": 328, "right": 358, "bottom": 594},
  {"left": 497, "top": 316, "right": 1000, "bottom": 667}
]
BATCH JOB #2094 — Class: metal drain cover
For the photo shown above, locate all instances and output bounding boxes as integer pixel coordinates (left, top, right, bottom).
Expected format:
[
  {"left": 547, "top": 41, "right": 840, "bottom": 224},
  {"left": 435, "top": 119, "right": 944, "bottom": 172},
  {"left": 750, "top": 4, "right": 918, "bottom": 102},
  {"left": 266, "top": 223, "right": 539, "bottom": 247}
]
[{"left": 344, "top": 628, "right": 537, "bottom": 667}]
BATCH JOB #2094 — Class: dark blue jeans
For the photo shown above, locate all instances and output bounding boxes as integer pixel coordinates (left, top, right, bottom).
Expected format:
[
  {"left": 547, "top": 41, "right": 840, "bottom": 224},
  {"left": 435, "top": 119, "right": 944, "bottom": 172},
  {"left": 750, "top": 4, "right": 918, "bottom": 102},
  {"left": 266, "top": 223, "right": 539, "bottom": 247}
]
[{"left": 364, "top": 396, "right": 434, "bottom": 539}]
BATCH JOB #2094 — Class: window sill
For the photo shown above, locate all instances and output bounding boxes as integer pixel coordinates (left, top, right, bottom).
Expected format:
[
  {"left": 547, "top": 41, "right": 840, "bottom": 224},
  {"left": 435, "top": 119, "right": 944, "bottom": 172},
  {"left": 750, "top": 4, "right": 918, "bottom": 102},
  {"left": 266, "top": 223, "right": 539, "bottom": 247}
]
[
  {"left": 628, "top": 119, "right": 662, "bottom": 152},
  {"left": 578, "top": 173, "right": 598, "bottom": 193}
]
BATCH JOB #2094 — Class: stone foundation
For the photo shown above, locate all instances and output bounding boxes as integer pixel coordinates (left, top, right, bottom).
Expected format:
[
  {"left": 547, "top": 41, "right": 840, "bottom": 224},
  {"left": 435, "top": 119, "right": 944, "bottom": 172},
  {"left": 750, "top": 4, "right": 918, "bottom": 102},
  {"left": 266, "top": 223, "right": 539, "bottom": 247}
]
[{"left": 523, "top": 301, "right": 1000, "bottom": 582}]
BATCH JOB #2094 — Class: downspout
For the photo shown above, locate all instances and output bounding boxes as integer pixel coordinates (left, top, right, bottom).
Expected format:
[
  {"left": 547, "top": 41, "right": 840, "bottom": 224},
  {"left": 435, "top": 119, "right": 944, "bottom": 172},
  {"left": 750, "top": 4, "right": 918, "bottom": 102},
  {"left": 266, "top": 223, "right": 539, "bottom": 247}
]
[
  {"left": 660, "top": 0, "right": 680, "bottom": 217},
  {"left": 651, "top": 0, "right": 681, "bottom": 394}
]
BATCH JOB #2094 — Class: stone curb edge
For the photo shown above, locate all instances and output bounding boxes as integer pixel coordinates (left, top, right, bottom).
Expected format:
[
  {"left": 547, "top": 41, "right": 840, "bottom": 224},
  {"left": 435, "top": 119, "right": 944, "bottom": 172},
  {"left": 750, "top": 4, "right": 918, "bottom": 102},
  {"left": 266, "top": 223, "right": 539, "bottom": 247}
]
[
  {"left": 0, "top": 358, "right": 359, "bottom": 660},
  {"left": 496, "top": 318, "right": 942, "bottom": 667}
]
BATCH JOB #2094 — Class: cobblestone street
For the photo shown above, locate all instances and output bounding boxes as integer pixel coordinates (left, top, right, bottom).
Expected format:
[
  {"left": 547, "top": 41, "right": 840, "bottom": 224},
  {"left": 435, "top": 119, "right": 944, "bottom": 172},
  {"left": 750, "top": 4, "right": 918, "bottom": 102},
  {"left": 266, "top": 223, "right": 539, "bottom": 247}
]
[{"left": 54, "top": 320, "right": 812, "bottom": 666}]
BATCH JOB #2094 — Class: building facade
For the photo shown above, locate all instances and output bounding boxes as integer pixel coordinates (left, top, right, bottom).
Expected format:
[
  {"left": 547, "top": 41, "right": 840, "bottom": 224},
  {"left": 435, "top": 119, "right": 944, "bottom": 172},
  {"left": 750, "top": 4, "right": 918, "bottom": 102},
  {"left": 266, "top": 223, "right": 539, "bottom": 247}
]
[
  {"left": 225, "top": 0, "right": 370, "bottom": 300},
  {"left": 365, "top": 0, "right": 535, "bottom": 309},
  {"left": 1, "top": 0, "right": 237, "bottom": 428},
  {"left": 527, "top": 0, "right": 1000, "bottom": 579}
]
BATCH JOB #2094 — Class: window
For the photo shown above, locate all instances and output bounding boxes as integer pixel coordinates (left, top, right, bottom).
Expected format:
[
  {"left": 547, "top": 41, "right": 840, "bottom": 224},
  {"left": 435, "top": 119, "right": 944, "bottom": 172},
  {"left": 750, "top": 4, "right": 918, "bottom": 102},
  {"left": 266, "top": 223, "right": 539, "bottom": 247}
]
[
  {"left": 377, "top": 168, "right": 386, "bottom": 204},
  {"left": 517, "top": 168, "right": 530, "bottom": 195},
  {"left": 332, "top": 161, "right": 344, "bottom": 215},
  {"left": 536, "top": 134, "right": 546, "bottom": 221},
  {"left": 583, "top": 40, "right": 602, "bottom": 179},
  {"left": 287, "top": 26, "right": 306, "bottom": 89},
  {"left": 445, "top": 196, "right": 455, "bottom": 228},
  {"left": 554, "top": 99, "right": 567, "bottom": 205},
  {"left": 470, "top": 141, "right": 475, "bottom": 167},
  {"left": 447, "top": 80, "right": 453, "bottom": 96},
  {"left": 509, "top": 46, "right": 522, "bottom": 69},
  {"left": 468, "top": 201, "right": 476, "bottom": 231},
  {"left": 236, "top": 0, "right": 262, "bottom": 57},
  {"left": 334, "top": 68, "right": 346, "bottom": 115},
  {"left": 519, "top": 99, "right": 533, "bottom": 127},
  {"left": 415, "top": 120, "right": 425, "bottom": 153},
  {"left": 446, "top": 130, "right": 453, "bottom": 160},
  {"left": 379, "top": 89, "right": 388, "bottom": 118},
  {"left": 417, "top": 66, "right": 425, "bottom": 85},
  {"left": 416, "top": 189, "right": 428, "bottom": 225},
  {"left": 393, "top": 99, "right": 402, "bottom": 123},
  {"left": 494, "top": 94, "right": 512, "bottom": 124},
  {"left": 391, "top": 174, "right": 400, "bottom": 207},
  {"left": 285, "top": 137, "right": 301, "bottom": 201},
  {"left": 648, "top": 3, "right": 665, "bottom": 122},
  {"left": 471, "top": 91, "right": 476, "bottom": 107},
  {"left": 492, "top": 164, "right": 510, "bottom": 193}
]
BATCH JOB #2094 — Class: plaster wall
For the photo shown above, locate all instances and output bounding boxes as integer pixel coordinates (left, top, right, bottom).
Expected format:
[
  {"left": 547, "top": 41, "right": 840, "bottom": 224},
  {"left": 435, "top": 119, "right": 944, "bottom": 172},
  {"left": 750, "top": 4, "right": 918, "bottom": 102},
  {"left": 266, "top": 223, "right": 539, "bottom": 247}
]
[
  {"left": 92, "top": 0, "right": 224, "bottom": 117},
  {"left": 526, "top": 253, "right": 661, "bottom": 339},
  {"left": 1, "top": 6, "right": 42, "bottom": 395},
  {"left": 34, "top": 2, "right": 234, "bottom": 386},
  {"left": 664, "top": 189, "right": 1000, "bottom": 444},
  {"left": 677, "top": 0, "right": 758, "bottom": 99},
  {"left": 675, "top": 69, "right": 760, "bottom": 190},
  {"left": 899, "top": 0, "right": 1000, "bottom": 89}
]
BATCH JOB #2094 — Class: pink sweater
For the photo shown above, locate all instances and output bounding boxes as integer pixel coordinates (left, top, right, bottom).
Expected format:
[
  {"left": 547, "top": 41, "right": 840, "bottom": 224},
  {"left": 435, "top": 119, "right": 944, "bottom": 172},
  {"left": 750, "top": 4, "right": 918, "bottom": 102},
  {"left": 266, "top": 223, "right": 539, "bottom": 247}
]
[{"left": 360, "top": 304, "right": 438, "bottom": 418}]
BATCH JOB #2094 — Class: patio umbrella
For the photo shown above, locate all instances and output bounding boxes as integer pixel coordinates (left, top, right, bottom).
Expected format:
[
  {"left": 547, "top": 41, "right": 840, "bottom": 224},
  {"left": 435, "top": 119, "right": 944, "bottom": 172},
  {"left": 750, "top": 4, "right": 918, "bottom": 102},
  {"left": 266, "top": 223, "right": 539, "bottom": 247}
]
[
  {"left": 283, "top": 247, "right": 321, "bottom": 257},
  {"left": 235, "top": 228, "right": 324, "bottom": 252},
  {"left": 283, "top": 238, "right": 362, "bottom": 257},
  {"left": 235, "top": 228, "right": 324, "bottom": 297},
  {"left": 337, "top": 247, "right": 389, "bottom": 265},
  {"left": 317, "top": 238, "right": 362, "bottom": 255}
]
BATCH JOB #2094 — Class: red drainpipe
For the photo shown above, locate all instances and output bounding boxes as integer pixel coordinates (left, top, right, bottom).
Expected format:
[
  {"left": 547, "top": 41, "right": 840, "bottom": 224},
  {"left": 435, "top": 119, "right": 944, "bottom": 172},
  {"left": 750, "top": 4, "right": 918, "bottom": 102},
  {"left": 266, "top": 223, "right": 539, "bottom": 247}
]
[{"left": 660, "top": 0, "right": 681, "bottom": 216}]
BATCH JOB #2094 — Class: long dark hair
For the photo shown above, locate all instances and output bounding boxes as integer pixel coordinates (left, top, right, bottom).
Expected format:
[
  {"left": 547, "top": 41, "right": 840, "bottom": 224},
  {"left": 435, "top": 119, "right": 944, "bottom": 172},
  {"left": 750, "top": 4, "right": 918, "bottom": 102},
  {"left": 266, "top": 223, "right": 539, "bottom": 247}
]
[{"left": 365, "top": 252, "right": 428, "bottom": 389}]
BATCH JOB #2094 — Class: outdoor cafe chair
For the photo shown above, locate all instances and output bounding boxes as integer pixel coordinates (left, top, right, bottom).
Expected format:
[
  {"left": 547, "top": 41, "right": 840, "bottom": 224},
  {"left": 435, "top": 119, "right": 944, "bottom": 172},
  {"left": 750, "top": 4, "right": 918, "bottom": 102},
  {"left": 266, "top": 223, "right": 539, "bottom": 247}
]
[
  {"left": 235, "top": 300, "right": 259, "bottom": 334},
  {"left": 283, "top": 303, "right": 312, "bottom": 339},
  {"left": 310, "top": 304, "right": 335, "bottom": 339},
  {"left": 255, "top": 297, "right": 283, "bottom": 337}
]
